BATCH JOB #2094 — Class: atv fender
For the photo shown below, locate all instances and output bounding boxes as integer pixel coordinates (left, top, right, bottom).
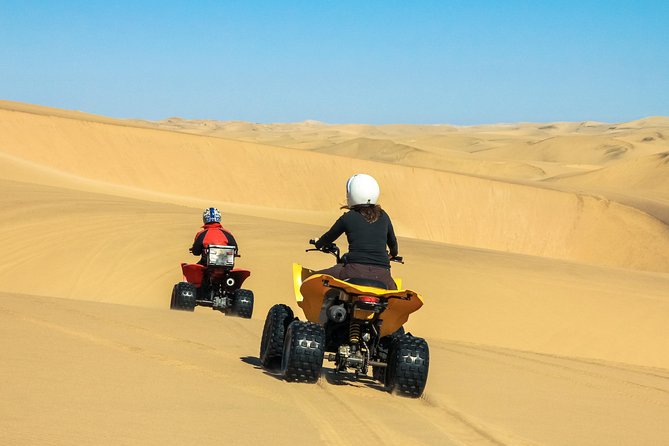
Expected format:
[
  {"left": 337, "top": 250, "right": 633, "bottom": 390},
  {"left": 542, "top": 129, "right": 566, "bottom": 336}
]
[
  {"left": 228, "top": 269, "right": 251, "bottom": 288},
  {"left": 292, "top": 263, "right": 423, "bottom": 337},
  {"left": 181, "top": 263, "right": 205, "bottom": 286},
  {"left": 181, "top": 264, "right": 250, "bottom": 288}
]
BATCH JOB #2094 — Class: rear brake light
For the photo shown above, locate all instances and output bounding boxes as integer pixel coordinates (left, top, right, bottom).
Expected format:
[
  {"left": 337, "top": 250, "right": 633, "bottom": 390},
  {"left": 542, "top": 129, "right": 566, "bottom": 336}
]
[{"left": 358, "top": 295, "right": 380, "bottom": 304}]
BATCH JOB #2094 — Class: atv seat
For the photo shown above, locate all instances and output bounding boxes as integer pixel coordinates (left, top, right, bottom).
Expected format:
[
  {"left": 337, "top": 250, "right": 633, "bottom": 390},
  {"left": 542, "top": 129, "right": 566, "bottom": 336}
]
[{"left": 344, "top": 277, "right": 388, "bottom": 290}]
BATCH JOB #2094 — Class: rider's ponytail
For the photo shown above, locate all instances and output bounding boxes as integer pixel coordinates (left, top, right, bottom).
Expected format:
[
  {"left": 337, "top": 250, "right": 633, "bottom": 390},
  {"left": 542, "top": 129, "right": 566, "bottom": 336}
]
[{"left": 340, "top": 204, "right": 383, "bottom": 223}]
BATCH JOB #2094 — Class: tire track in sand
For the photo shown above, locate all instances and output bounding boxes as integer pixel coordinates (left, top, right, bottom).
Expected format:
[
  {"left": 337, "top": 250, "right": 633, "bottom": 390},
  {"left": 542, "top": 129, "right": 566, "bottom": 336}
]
[
  {"left": 399, "top": 393, "right": 542, "bottom": 446},
  {"left": 436, "top": 342, "right": 669, "bottom": 409}
]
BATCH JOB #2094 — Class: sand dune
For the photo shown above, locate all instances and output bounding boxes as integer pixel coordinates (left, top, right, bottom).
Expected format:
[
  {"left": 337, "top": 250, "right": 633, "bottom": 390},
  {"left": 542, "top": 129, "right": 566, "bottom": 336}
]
[
  {"left": 472, "top": 135, "right": 635, "bottom": 164},
  {"left": 142, "top": 111, "right": 669, "bottom": 207},
  {"left": 616, "top": 116, "right": 669, "bottom": 128},
  {"left": 2, "top": 101, "right": 669, "bottom": 445},
  {"left": 548, "top": 151, "right": 669, "bottom": 198},
  {"left": 2, "top": 103, "right": 669, "bottom": 272},
  {"left": 314, "top": 137, "right": 550, "bottom": 180}
]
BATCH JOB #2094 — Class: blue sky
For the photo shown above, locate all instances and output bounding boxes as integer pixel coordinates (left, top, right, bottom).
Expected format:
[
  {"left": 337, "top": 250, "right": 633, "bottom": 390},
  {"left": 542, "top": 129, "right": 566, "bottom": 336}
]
[{"left": 1, "top": 1, "right": 667, "bottom": 124}]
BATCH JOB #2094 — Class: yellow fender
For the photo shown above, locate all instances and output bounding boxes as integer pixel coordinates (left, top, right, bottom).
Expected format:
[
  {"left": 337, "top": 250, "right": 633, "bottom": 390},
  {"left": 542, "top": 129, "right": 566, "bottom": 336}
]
[{"left": 292, "top": 263, "right": 423, "bottom": 337}]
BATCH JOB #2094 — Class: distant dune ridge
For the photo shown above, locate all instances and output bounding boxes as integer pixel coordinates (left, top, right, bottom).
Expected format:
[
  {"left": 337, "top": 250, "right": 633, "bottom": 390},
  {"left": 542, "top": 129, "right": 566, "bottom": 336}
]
[
  {"left": 1, "top": 101, "right": 669, "bottom": 272},
  {"left": 1, "top": 100, "right": 669, "bottom": 446}
]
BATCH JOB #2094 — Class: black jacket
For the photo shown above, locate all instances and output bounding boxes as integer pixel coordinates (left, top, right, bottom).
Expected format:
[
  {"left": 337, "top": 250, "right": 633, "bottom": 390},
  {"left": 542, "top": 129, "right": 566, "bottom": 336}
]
[{"left": 316, "top": 209, "right": 398, "bottom": 268}]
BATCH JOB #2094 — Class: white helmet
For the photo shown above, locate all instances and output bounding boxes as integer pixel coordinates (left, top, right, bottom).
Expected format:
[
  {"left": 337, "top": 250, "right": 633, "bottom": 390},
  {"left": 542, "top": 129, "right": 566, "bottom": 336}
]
[
  {"left": 346, "top": 174, "right": 380, "bottom": 207},
  {"left": 202, "top": 207, "right": 222, "bottom": 224}
]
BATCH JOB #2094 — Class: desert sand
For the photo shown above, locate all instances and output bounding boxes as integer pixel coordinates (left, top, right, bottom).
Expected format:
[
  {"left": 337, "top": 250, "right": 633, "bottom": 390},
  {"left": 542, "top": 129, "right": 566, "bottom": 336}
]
[{"left": 1, "top": 100, "right": 668, "bottom": 445}]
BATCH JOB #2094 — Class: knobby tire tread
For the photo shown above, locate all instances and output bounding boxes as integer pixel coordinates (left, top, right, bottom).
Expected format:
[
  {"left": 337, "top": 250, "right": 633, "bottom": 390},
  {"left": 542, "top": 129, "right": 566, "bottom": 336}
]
[
  {"left": 259, "top": 304, "right": 294, "bottom": 369},
  {"left": 282, "top": 321, "right": 325, "bottom": 384}
]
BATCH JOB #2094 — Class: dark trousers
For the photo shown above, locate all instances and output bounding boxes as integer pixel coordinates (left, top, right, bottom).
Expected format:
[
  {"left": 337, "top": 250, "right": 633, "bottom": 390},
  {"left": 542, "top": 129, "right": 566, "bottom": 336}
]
[
  {"left": 316, "top": 263, "right": 397, "bottom": 290},
  {"left": 316, "top": 263, "right": 397, "bottom": 323}
]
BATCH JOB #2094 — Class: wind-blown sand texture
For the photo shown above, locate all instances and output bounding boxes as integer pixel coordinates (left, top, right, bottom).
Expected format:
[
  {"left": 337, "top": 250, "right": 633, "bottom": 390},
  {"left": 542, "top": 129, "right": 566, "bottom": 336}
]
[{"left": 1, "top": 100, "right": 668, "bottom": 445}]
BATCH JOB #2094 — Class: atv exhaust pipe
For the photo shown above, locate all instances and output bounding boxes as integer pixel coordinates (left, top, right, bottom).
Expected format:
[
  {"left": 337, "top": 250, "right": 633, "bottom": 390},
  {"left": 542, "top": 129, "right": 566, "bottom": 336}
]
[{"left": 327, "top": 304, "right": 347, "bottom": 323}]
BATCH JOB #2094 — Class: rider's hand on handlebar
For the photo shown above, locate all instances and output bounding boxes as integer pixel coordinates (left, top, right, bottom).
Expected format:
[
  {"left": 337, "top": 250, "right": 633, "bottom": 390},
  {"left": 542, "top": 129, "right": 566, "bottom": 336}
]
[
  {"left": 322, "top": 243, "right": 336, "bottom": 253},
  {"left": 388, "top": 252, "right": 404, "bottom": 263}
]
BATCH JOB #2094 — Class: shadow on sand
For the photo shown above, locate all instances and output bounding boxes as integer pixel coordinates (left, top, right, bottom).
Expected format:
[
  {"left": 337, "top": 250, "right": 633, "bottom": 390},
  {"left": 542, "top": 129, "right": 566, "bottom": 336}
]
[
  {"left": 240, "top": 355, "right": 388, "bottom": 393},
  {"left": 239, "top": 356, "right": 284, "bottom": 381},
  {"left": 322, "top": 368, "right": 388, "bottom": 393}
]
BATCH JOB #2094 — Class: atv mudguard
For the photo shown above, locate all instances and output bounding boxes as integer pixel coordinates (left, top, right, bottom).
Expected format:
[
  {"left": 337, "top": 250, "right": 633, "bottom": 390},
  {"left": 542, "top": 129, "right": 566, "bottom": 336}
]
[
  {"left": 181, "top": 263, "right": 205, "bottom": 286},
  {"left": 227, "top": 269, "right": 251, "bottom": 287},
  {"left": 292, "top": 263, "right": 422, "bottom": 337},
  {"left": 181, "top": 263, "right": 251, "bottom": 288}
]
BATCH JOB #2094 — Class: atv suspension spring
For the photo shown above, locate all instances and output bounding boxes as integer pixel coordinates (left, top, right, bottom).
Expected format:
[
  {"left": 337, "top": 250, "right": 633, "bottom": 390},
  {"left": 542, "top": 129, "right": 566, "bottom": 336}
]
[{"left": 349, "top": 321, "right": 361, "bottom": 344}]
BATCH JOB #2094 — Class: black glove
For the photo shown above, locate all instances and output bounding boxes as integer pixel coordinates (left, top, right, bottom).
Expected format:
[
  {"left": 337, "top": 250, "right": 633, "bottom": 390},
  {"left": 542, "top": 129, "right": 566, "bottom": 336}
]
[{"left": 322, "top": 243, "right": 336, "bottom": 253}]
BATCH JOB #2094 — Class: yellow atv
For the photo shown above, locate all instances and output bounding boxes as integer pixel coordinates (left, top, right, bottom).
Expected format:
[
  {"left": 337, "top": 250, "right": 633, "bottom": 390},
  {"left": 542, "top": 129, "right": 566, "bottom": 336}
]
[{"left": 259, "top": 241, "right": 429, "bottom": 398}]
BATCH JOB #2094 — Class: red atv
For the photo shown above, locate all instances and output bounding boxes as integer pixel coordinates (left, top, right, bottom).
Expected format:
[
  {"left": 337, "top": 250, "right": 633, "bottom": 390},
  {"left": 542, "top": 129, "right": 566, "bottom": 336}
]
[{"left": 170, "top": 245, "right": 254, "bottom": 318}]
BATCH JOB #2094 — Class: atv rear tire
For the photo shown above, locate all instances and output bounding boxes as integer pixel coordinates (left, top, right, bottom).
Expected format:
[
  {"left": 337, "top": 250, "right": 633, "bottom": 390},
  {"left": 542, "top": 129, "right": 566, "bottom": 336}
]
[
  {"left": 281, "top": 320, "right": 325, "bottom": 383},
  {"left": 170, "top": 285, "right": 177, "bottom": 309},
  {"left": 171, "top": 282, "right": 196, "bottom": 312},
  {"left": 231, "top": 289, "right": 254, "bottom": 319},
  {"left": 373, "top": 326, "right": 405, "bottom": 381},
  {"left": 259, "top": 304, "right": 294, "bottom": 369},
  {"left": 386, "top": 334, "right": 429, "bottom": 398}
]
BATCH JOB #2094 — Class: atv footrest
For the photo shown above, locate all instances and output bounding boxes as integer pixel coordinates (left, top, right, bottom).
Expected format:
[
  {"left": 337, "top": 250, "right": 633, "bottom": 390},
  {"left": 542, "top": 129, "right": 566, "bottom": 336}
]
[{"left": 368, "top": 360, "right": 386, "bottom": 368}]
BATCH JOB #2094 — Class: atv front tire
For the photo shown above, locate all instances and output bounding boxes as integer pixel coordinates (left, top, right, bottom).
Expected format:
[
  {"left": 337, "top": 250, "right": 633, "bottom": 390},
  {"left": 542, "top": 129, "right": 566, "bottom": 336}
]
[
  {"left": 386, "top": 334, "right": 429, "bottom": 398},
  {"left": 281, "top": 320, "right": 325, "bottom": 383},
  {"left": 259, "top": 304, "right": 294, "bottom": 369},
  {"left": 231, "top": 289, "right": 254, "bottom": 318},
  {"left": 171, "top": 282, "right": 196, "bottom": 312}
]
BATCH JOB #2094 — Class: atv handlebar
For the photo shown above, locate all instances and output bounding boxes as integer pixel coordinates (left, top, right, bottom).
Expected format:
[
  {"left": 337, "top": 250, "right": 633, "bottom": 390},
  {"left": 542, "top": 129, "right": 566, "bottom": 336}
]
[
  {"left": 308, "top": 238, "right": 336, "bottom": 252},
  {"left": 306, "top": 239, "right": 341, "bottom": 262},
  {"left": 307, "top": 240, "right": 404, "bottom": 264}
]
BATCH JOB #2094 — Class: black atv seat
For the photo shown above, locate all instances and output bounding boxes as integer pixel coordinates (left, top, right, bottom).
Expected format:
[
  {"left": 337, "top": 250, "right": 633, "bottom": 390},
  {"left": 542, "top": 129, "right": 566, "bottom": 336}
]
[{"left": 344, "top": 278, "right": 388, "bottom": 290}]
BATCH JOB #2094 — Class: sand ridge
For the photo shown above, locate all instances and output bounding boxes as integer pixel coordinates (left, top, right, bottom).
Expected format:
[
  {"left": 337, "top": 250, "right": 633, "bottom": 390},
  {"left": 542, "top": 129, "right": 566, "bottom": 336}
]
[{"left": 2, "top": 103, "right": 669, "bottom": 272}]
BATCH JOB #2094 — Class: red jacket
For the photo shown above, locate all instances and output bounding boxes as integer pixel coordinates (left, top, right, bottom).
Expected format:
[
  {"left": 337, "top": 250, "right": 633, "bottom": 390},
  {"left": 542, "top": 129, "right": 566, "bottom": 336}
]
[{"left": 191, "top": 223, "right": 238, "bottom": 256}]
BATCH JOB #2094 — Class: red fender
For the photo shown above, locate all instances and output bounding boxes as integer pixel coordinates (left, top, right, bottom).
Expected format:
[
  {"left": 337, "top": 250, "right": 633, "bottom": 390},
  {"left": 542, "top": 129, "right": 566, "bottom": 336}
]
[
  {"left": 180, "top": 264, "right": 251, "bottom": 289},
  {"left": 229, "top": 269, "right": 251, "bottom": 288},
  {"left": 181, "top": 263, "right": 205, "bottom": 286}
]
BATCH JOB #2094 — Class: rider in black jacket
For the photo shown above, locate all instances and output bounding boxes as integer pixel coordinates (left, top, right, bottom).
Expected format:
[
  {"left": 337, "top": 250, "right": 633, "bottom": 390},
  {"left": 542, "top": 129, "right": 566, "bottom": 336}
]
[{"left": 315, "top": 174, "right": 399, "bottom": 290}]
